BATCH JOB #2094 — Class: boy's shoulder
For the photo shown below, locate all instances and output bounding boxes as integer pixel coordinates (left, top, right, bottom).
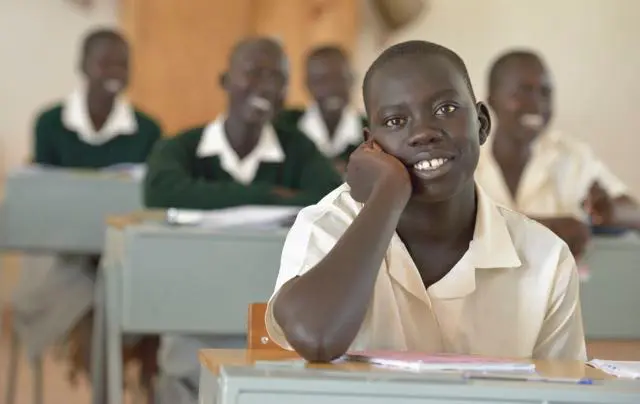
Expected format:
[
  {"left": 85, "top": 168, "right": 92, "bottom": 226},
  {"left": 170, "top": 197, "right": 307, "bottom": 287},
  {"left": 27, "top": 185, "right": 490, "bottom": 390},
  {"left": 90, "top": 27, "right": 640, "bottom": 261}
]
[
  {"left": 272, "top": 117, "right": 322, "bottom": 157},
  {"left": 35, "top": 103, "right": 64, "bottom": 124},
  {"left": 294, "top": 184, "right": 360, "bottom": 227},
  {"left": 132, "top": 107, "right": 162, "bottom": 131},
  {"left": 539, "top": 130, "right": 594, "bottom": 159},
  {"left": 275, "top": 108, "right": 306, "bottom": 126},
  {"left": 153, "top": 126, "right": 206, "bottom": 157}
]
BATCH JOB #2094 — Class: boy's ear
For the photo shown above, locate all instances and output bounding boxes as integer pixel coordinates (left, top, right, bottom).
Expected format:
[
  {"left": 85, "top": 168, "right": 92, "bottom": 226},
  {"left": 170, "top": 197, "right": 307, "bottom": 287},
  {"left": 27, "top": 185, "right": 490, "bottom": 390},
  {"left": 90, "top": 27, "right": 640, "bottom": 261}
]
[
  {"left": 219, "top": 72, "right": 229, "bottom": 90},
  {"left": 476, "top": 102, "right": 491, "bottom": 145}
]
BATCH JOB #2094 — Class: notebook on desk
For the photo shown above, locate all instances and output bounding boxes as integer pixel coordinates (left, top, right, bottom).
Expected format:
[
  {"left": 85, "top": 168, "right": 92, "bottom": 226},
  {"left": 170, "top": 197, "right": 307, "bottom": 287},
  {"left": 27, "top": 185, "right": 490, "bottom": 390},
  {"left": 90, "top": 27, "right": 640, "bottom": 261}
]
[
  {"left": 588, "top": 359, "right": 640, "bottom": 379},
  {"left": 343, "top": 351, "right": 536, "bottom": 372},
  {"left": 165, "top": 206, "right": 301, "bottom": 229}
]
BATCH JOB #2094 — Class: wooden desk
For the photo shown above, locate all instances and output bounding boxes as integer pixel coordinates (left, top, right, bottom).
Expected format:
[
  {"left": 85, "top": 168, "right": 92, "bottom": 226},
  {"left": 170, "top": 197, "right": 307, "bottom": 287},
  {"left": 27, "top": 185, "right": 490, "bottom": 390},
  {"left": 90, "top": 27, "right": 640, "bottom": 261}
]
[
  {"left": 0, "top": 167, "right": 143, "bottom": 253},
  {"left": 93, "top": 217, "right": 289, "bottom": 404},
  {"left": 582, "top": 235, "right": 640, "bottom": 339},
  {"left": 198, "top": 349, "right": 640, "bottom": 404}
]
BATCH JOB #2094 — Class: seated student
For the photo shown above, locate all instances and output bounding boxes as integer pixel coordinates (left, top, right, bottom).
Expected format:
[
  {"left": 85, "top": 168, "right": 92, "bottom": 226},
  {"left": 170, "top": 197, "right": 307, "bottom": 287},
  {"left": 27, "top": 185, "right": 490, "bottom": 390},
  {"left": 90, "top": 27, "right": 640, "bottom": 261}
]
[
  {"left": 266, "top": 40, "right": 586, "bottom": 363},
  {"left": 279, "top": 45, "right": 367, "bottom": 173},
  {"left": 34, "top": 29, "right": 161, "bottom": 167},
  {"left": 148, "top": 37, "right": 341, "bottom": 404},
  {"left": 475, "top": 49, "right": 640, "bottom": 259},
  {"left": 12, "top": 28, "right": 161, "bottom": 386},
  {"left": 144, "top": 41, "right": 342, "bottom": 210}
]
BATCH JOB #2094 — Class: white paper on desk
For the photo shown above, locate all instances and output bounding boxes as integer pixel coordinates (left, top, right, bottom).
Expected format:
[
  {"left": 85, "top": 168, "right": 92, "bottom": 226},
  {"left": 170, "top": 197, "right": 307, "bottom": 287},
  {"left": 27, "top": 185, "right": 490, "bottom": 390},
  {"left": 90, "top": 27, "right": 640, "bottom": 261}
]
[
  {"left": 101, "top": 163, "right": 147, "bottom": 180},
  {"left": 588, "top": 359, "right": 640, "bottom": 379},
  {"left": 166, "top": 206, "right": 302, "bottom": 229}
]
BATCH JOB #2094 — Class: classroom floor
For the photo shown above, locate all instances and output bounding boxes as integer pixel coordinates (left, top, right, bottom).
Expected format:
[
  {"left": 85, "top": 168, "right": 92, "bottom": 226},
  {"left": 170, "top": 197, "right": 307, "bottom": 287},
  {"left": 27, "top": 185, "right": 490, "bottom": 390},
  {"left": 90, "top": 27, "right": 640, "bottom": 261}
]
[
  {"left": 0, "top": 332, "right": 91, "bottom": 404},
  {"left": 0, "top": 331, "right": 141, "bottom": 404}
]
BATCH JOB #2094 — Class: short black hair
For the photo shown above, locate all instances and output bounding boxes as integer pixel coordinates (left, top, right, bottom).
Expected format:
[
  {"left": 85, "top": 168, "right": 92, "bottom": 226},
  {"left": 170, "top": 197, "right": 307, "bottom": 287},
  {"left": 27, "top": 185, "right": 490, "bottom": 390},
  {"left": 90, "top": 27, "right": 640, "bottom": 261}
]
[
  {"left": 487, "top": 49, "right": 544, "bottom": 94},
  {"left": 81, "top": 28, "right": 127, "bottom": 65},
  {"left": 229, "top": 37, "right": 285, "bottom": 66},
  {"left": 362, "top": 40, "right": 475, "bottom": 113},
  {"left": 306, "top": 45, "right": 349, "bottom": 66}
]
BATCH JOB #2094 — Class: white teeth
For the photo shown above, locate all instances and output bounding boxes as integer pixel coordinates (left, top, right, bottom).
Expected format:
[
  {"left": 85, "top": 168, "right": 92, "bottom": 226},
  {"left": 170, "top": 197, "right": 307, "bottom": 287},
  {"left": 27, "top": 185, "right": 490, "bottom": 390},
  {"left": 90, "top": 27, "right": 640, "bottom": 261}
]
[
  {"left": 250, "top": 96, "right": 272, "bottom": 112},
  {"left": 519, "top": 114, "right": 544, "bottom": 130},
  {"left": 103, "top": 79, "right": 123, "bottom": 94},
  {"left": 414, "top": 158, "right": 448, "bottom": 171}
]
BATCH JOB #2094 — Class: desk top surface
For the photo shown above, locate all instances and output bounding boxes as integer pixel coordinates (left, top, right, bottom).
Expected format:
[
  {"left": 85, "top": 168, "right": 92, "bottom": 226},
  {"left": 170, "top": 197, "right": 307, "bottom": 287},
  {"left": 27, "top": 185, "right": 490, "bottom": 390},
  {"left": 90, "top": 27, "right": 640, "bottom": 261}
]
[
  {"left": 106, "top": 211, "right": 165, "bottom": 229},
  {"left": 199, "top": 349, "right": 614, "bottom": 379}
]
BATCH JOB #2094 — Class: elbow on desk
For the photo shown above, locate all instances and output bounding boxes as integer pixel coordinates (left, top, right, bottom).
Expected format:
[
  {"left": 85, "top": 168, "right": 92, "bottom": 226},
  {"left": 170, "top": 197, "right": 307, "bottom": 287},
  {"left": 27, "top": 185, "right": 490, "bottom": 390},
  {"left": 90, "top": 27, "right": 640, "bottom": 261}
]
[
  {"left": 274, "top": 301, "right": 350, "bottom": 363},
  {"left": 285, "top": 327, "right": 350, "bottom": 364}
]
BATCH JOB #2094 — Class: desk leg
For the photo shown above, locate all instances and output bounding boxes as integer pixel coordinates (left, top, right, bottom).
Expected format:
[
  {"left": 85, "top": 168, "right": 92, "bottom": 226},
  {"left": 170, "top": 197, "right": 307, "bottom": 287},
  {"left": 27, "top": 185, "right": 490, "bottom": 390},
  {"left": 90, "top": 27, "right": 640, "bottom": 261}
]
[
  {"left": 105, "top": 260, "right": 123, "bottom": 404},
  {"left": 91, "top": 269, "right": 106, "bottom": 404},
  {"left": 198, "top": 363, "right": 218, "bottom": 404}
]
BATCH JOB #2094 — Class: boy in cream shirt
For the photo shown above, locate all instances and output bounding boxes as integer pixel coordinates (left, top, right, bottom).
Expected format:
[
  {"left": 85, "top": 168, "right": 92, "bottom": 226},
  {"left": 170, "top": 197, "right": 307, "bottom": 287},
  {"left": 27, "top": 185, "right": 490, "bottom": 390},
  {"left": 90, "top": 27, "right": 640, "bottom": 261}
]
[
  {"left": 265, "top": 41, "right": 586, "bottom": 363},
  {"left": 476, "top": 49, "right": 640, "bottom": 258}
]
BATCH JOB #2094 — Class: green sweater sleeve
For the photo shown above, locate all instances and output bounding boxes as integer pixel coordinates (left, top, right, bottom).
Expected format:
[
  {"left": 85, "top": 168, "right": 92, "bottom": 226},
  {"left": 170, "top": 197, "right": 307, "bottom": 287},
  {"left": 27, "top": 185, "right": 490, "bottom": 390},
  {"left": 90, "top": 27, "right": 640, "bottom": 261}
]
[
  {"left": 276, "top": 133, "right": 343, "bottom": 206},
  {"left": 33, "top": 107, "right": 61, "bottom": 165},
  {"left": 144, "top": 132, "right": 277, "bottom": 210},
  {"left": 135, "top": 110, "right": 163, "bottom": 157}
]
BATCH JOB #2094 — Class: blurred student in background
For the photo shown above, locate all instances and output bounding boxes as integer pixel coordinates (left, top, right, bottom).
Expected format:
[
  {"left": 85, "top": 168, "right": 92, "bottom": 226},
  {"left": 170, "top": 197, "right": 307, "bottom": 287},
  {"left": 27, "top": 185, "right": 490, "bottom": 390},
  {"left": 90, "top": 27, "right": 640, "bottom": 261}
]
[
  {"left": 147, "top": 37, "right": 341, "bottom": 404},
  {"left": 11, "top": 27, "right": 161, "bottom": 388},
  {"left": 144, "top": 40, "right": 341, "bottom": 211},
  {"left": 33, "top": 29, "right": 161, "bottom": 167},
  {"left": 280, "top": 45, "right": 366, "bottom": 174},
  {"left": 475, "top": 49, "right": 640, "bottom": 260}
]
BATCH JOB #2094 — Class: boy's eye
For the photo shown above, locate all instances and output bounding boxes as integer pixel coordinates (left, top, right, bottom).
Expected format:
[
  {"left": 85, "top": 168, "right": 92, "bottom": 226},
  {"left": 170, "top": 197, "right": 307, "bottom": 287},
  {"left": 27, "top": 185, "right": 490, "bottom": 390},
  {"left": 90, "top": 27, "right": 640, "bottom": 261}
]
[
  {"left": 435, "top": 104, "right": 458, "bottom": 116},
  {"left": 383, "top": 117, "right": 407, "bottom": 128}
]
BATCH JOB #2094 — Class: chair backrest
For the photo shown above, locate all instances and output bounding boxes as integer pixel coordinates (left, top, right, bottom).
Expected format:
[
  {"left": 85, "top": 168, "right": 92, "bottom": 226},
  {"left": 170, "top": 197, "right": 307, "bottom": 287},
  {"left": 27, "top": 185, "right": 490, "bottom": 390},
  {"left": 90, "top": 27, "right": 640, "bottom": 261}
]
[{"left": 247, "top": 302, "right": 283, "bottom": 350}]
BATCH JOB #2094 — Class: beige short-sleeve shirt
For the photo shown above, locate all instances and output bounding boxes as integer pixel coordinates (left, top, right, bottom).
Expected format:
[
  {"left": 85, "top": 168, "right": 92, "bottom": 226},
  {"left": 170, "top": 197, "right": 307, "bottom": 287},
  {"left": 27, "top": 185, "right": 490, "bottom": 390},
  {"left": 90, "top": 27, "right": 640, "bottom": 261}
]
[
  {"left": 266, "top": 184, "right": 587, "bottom": 360},
  {"left": 476, "top": 130, "right": 628, "bottom": 220}
]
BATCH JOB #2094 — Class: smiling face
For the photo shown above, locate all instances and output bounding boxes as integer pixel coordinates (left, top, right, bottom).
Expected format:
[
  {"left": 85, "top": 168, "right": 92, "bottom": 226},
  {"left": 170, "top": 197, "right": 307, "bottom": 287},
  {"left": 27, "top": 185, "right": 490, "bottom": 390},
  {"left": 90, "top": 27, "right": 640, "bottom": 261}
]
[
  {"left": 83, "top": 37, "right": 129, "bottom": 95},
  {"left": 365, "top": 53, "right": 490, "bottom": 202},
  {"left": 223, "top": 40, "right": 288, "bottom": 126},
  {"left": 488, "top": 55, "right": 552, "bottom": 143},
  {"left": 306, "top": 50, "right": 353, "bottom": 112}
]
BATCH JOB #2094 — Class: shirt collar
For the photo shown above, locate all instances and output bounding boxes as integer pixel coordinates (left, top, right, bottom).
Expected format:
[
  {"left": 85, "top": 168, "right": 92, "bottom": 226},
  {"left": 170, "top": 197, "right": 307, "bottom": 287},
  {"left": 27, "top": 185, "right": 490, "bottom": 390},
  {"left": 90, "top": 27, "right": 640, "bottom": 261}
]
[
  {"left": 196, "top": 116, "right": 285, "bottom": 184},
  {"left": 299, "top": 103, "right": 362, "bottom": 157},
  {"left": 62, "top": 88, "right": 137, "bottom": 145},
  {"left": 477, "top": 129, "right": 564, "bottom": 207},
  {"left": 387, "top": 183, "right": 522, "bottom": 301}
]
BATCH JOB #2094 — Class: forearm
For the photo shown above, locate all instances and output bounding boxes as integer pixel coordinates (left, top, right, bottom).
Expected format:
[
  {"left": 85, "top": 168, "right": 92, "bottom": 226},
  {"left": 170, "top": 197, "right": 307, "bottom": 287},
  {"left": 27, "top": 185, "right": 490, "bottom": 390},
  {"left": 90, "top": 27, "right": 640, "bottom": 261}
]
[
  {"left": 144, "top": 174, "right": 275, "bottom": 209},
  {"left": 273, "top": 181, "right": 409, "bottom": 362}
]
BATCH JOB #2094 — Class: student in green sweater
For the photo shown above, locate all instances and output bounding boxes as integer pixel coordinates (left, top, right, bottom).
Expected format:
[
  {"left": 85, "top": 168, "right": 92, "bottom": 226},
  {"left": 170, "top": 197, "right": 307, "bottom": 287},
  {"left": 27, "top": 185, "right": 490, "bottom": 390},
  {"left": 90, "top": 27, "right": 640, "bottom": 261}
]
[
  {"left": 33, "top": 29, "right": 161, "bottom": 168},
  {"left": 144, "top": 38, "right": 342, "bottom": 210},
  {"left": 279, "top": 45, "right": 367, "bottom": 173},
  {"left": 12, "top": 28, "right": 161, "bottom": 393},
  {"left": 151, "top": 37, "right": 341, "bottom": 404}
]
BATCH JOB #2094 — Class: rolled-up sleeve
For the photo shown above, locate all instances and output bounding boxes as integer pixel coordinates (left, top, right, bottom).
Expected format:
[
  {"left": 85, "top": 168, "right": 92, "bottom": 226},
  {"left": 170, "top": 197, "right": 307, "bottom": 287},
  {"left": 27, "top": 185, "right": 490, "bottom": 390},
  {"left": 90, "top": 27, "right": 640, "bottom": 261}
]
[{"left": 265, "top": 185, "right": 356, "bottom": 349}]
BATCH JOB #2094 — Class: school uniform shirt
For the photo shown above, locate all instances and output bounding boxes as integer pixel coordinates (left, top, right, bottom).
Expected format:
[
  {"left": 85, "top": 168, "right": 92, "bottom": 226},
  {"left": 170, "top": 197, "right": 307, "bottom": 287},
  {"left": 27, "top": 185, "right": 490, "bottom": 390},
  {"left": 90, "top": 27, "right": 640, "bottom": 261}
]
[
  {"left": 143, "top": 115, "right": 343, "bottom": 210},
  {"left": 33, "top": 89, "right": 161, "bottom": 168},
  {"left": 266, "top": 183, "right": 587, "bottom": 360},
  {"left": 279, "top": 106, "right": 366, "bottom": 161},
  {"left": 475, "top": 130, "right": 629, "bottom": 220}
]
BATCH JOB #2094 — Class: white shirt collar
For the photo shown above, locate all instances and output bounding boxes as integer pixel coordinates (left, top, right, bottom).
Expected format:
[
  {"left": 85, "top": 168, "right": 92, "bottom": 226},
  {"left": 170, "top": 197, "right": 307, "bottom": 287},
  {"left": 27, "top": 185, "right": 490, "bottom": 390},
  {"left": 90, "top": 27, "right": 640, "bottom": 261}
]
[
  {"left": 196, "top": 116, "right": 285, "bottom": 184},
  {"left": 477, "top": 129, "right": 593, "bottom": 220},
  {"left": 61, "top": 88, "right": 138, "bottom": 145},
  {"left": 298, "top": 103, "right": 362, "bottom": 157},
  {"left": 387, "top": 183, "right": 522, "bottom": 301}
]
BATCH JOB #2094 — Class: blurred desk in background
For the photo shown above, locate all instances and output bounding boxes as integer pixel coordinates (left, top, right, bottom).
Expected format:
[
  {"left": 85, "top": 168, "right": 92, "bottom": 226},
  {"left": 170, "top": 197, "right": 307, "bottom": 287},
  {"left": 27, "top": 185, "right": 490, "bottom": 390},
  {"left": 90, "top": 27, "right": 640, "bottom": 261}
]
[
  {"left": 95, "top": 214, "right": 288, "bottom": 404},
  {"left": 582, "top": 234, "right": 640, "bottom": 359},
  {"left": 0, "top": 167, "right": 143, "bottom": 254}
]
